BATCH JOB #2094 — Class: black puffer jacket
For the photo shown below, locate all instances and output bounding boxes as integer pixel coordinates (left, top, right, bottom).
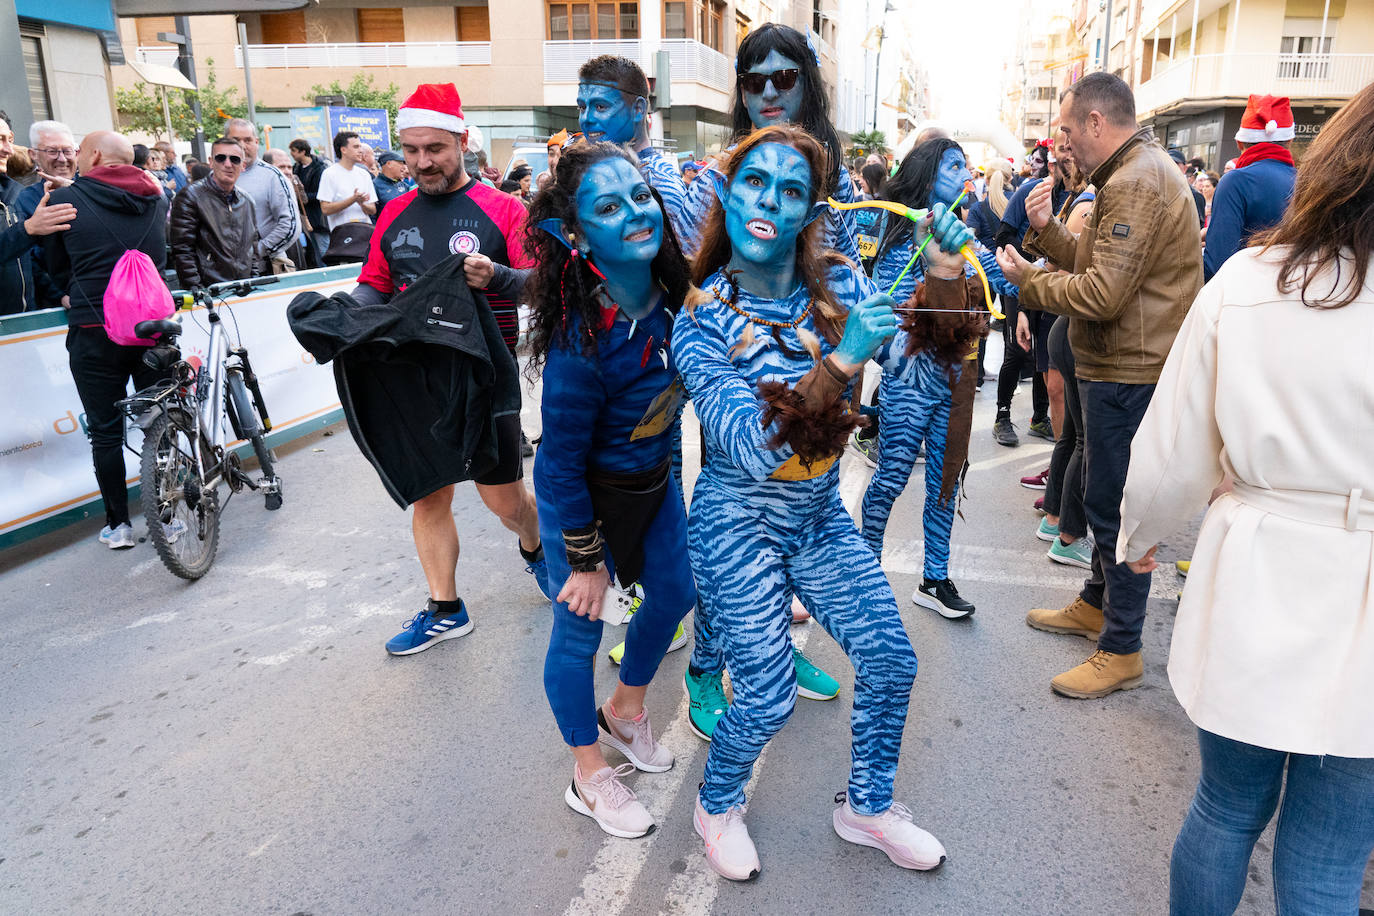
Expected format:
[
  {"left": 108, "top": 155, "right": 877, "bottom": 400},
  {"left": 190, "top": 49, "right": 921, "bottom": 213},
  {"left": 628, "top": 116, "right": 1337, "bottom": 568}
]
[
  {"left": 287, "top": 252, "right": 521, "bottom": 507},
  {"left": 0, "top": 173, "right": 35, "bottom": 314},
  {"left": 168, "top": 177, "right": 261, "bottom": 289},
  {"left": 44, "top": 166, "right": 168, "bottom": 327}
]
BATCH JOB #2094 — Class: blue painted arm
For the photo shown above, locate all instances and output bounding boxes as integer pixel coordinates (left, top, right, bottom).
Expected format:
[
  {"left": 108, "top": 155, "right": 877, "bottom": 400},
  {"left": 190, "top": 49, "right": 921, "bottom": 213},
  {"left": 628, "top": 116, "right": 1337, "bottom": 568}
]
[
  {"left": 671, "top": 310, "right": 794, "bottom": 482},
  {"left": 538, "top": 345, "right": 608, "bottom": 529}
]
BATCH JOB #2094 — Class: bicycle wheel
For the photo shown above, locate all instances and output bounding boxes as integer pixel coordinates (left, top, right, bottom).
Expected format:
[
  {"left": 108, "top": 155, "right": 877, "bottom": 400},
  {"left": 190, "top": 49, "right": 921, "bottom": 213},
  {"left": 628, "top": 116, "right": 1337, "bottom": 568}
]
[
  {"left": 226, "top": 370, "right": 282, "bottom": 510},
  {"left": 140, "top": 410, "right": 220, "bottom": 580}
]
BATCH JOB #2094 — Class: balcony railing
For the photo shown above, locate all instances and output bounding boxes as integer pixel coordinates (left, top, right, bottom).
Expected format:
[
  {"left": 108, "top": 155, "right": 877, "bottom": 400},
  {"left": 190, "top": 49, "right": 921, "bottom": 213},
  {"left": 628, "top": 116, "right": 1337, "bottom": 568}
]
[
  {"left": 1136, "top": 52, "right": 1374, "bottom": 114},
  {"left": 543, "top": 38, "right": 732, "bottom": 93},
  {"left": 232, "top": 42, "right": 492, "bottom": 69}
]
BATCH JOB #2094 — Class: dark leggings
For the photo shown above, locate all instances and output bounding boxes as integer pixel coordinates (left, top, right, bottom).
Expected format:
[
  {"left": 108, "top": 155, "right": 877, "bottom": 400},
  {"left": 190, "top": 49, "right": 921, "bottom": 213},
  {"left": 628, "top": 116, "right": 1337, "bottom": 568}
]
[
  {"left": 1043, "top": 316, "right": 1086, "bottom": 539},
  {"left": 996, "top": 296, "right": 1048, "bottom": 420}
]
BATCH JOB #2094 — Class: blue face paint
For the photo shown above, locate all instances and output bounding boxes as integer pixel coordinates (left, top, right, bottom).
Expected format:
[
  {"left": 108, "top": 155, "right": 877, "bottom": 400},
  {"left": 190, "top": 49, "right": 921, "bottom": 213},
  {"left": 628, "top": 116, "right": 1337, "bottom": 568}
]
[
  {"left": 723, "top": 143, "right": 812, "bottom": 294},
  {"left": 741, "top": 50, "right": 804, "bottom": 129},
  {"left": 931, "top": 148, "right": 973, "bottom": 209},
  {"left": 577, "top": 83, "right": 643, "bottom": 144},
  {"left": 575, "top": 158, "right": 663, "bottom": 271}
]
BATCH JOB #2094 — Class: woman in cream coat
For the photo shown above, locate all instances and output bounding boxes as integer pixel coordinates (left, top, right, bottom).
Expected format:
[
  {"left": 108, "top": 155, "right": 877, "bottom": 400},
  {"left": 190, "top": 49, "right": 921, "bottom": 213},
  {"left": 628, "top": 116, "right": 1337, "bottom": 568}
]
[{"left": 1116, "top": 83, "right": 1374, "bottom": 916}]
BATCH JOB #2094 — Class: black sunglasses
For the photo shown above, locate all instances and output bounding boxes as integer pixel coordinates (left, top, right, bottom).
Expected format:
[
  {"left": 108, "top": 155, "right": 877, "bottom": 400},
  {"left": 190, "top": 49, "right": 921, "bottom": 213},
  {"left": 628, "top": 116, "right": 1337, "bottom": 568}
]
[
  {"left": 213, "top": 153, "right": 243, "bottom": 165},
  {"left": 738, "top": 68, "right": 800, "bottom": 95}
]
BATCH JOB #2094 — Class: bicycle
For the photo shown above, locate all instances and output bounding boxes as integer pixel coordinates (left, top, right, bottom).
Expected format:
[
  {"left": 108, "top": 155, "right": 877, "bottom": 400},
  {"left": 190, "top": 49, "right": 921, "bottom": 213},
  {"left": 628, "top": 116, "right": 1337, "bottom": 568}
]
[{"left": 119, "top": 276, "right": 284, "bottom": 580}]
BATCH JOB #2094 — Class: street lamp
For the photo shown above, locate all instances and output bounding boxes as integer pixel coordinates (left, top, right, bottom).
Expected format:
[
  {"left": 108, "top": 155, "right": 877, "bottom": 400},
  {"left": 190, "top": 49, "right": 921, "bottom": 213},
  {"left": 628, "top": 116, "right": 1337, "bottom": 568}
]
[{"left": 869, "top": 2, "right": 896, "bottom": 131}]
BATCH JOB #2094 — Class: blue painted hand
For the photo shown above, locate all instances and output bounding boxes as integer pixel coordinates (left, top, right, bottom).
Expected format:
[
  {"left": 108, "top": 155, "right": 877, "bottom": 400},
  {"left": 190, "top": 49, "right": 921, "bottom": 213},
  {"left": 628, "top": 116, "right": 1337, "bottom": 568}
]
[
  {"left": 929, "top": 203, "right": 974, "bottom": 255},
  {"left": 833, "top": 292, "right": 898, "bottom": 367},
  {"left": 577, "top": 82, "right": 647, "bottom": 145},
  {"left": 723, "top": 142, "right": 813, "bottom": 297},
  {"left": 740, "top": 50, "right": 804, "bottom": 129}
]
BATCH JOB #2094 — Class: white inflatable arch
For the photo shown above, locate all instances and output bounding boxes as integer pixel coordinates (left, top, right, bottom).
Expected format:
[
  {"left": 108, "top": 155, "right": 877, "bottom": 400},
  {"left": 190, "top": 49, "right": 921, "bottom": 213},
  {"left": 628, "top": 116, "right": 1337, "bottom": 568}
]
[{"left": 896, "top": 117, "right": 1025, "bottom": 163}]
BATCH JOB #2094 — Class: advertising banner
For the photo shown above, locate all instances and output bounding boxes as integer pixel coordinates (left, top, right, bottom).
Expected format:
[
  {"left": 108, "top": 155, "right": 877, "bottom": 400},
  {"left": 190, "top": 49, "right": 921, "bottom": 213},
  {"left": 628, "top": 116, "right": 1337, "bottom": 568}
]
[
  {"left": 0, "top": 266, "right": 360, "bottom": 549},
  {"left": 288, "top": 107, "right": 332, "bottom": 157},
  {"left": 328, "top": 108, "right": 393, "bottom": 151}
]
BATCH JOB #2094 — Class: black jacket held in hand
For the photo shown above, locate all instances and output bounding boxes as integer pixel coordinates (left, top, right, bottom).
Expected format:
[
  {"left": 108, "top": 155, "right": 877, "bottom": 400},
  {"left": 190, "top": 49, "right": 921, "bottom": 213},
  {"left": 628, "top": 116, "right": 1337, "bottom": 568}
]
[
  {"left": 169, "top": 177, "right": 261, "bottom": 289},
  {"left": 287, "top": 252, "right": 521, "bottom": 508},
  {"left": 43, "top": 166, "right": 168, "bottom": 327}
]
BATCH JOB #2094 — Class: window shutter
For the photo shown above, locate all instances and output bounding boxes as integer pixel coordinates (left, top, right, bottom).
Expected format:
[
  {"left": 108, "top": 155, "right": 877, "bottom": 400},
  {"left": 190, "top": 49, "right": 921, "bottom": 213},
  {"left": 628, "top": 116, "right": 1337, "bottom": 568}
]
[
  {"left": 261, "top": 11, "right": 307, "bottom": 45},
  {"left": 457, "top": 6, "right": 490, "bottom": 41},
  {"left": 357, "top": 8, "right": 406, "bottom": 44}
]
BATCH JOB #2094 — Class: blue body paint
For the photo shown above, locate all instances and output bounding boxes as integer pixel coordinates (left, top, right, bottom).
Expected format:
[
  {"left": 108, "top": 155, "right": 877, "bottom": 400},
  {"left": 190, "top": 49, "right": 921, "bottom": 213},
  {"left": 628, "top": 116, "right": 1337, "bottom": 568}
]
[
  {"left": 932, "top": 148, "right": 973, "bottom": 210},
  {"left": 576, "top": 83, "right": 645, "bottom": 145},
  {"left": 722, "top": 143, "right": 811, "bottom": 298},
  {"left": 741, "top": 50, "right": 804, "bottom": 128},
  {"left": 574, "top": 158, "right": 661, "bottom": 311}
]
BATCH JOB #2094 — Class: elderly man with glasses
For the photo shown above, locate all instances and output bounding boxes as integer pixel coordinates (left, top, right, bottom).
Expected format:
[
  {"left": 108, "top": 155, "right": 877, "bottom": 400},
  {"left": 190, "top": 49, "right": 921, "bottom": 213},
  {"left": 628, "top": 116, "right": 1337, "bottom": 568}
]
[{"left": 12, "top": 120, "right": 78, "bottom": 308}]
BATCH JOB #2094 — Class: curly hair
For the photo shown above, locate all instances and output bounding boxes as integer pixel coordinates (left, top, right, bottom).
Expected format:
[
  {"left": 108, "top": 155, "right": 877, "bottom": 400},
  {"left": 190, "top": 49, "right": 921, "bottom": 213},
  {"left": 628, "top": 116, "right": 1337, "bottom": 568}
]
[
  {"left": 522, "top": 141, "right": 691, "bottom": 378},
  {"left": 690, "top": 123, "right": 849, "bottom": 347}
]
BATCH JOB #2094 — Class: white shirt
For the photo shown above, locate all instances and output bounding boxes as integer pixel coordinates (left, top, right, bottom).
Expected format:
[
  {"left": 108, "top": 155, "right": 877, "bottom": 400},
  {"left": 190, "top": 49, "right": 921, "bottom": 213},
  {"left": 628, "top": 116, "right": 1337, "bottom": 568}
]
[
  {"left": 318, "top": 162, "right": 376, "bottom": 230},
  {"left": 1118, "top": 246, "right": 1374, "bottom": 758}
]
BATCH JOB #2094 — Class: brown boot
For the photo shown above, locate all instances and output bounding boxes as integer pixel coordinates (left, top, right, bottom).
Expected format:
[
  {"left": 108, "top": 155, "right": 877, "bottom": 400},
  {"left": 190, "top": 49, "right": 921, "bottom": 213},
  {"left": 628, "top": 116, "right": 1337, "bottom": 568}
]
[
  {"left": 1026, "top": 596, "right": 1103, "bottom": 639},
  {"left": 1051, "top": 649, "right": 1144, "bottom": 699}
]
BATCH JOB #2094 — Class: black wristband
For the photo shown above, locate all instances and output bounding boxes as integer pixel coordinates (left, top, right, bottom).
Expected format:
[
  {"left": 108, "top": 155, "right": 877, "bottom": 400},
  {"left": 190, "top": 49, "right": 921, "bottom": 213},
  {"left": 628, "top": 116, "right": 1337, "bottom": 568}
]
[{"left": 562, "top": 525, "right": 605, "bottom": 573}]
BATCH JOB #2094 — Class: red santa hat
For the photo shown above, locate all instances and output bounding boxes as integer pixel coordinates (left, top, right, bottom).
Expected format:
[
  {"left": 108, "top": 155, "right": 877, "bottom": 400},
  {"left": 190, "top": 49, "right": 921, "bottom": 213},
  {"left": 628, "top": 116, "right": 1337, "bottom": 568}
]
[
  {"left": 397, "top": 83, "right": 465, "bottom": 134},
  {"left": 1235, "top": 94, "right": 1294, "bottom": 143}
]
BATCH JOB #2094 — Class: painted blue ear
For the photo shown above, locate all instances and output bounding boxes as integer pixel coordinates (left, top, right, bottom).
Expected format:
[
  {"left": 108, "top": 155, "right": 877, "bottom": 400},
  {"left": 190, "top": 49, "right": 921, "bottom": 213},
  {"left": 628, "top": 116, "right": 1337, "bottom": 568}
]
[
  {"left": 705, "top": 167, "right": 727, "bottom": 201},
  {"left": 536, "top": 218, "right": 574, "bottom": 251},
  {"left": 805, "top": 201, "right": 829, "bottom": 227}
]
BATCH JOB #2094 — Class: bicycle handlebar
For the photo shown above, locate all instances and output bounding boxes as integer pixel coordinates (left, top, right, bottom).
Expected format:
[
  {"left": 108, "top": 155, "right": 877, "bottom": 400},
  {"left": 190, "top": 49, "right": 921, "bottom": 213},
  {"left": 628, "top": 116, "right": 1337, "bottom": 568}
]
[{"left": 177, "top": 275, "right": 280, "bottom": 309}]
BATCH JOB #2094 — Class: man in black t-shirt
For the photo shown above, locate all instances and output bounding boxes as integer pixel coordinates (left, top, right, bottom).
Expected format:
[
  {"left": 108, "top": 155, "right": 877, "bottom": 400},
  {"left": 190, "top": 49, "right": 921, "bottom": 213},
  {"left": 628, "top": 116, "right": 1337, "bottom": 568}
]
[{"left": 353, "top": 82, "right": 549, "bottom": 657}]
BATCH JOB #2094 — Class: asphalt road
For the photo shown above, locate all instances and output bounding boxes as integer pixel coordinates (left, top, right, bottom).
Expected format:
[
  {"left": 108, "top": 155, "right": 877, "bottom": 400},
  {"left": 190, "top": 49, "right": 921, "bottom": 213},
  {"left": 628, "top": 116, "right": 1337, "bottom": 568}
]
[{"left": 4, "top": 335, "right": 1372, "bottom": 915}]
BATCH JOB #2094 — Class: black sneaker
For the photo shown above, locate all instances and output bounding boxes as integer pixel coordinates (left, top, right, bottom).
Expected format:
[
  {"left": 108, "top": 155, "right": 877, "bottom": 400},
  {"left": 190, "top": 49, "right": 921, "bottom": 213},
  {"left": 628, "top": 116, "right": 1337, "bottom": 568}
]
[
  {"left": 1027, "top": 418, "right": 1054, "bottom": 441},
  {"left": 912, "top": 579, "right": 975, "bottom": 619},
  {"left": 993, "top": 416, "right": 1019, "bottom": 447},
  {"left": 520, "top": 431, "right": 535, "bottom": 458}
]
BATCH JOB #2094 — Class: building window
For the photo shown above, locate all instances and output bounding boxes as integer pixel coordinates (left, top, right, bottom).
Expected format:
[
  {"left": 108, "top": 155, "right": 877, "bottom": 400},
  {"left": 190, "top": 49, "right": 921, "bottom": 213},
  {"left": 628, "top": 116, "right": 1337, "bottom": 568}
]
[
  {"left": 1278, "top": 19, "right": 1335, "bottom": 79},
  {"left": 735, "top": 11, "right": 750, "bottom": 49},
  {"left": 662, "top": 0, "right": 718, "bottom": 43},
  {"left": 356, "top": 8, "right": 405, "bottom": 43},
  {"left": 134, "top": 16, "right": 176, "bottom": 46},
  {"left": 260, "top": 11, "right": 306, "bottom": 45},
  {"left": 664, "top": 1, "right": 686, "bottom": 38},
  {"left": 456, "top": 6, "right": 491, "bottom": 41},
  {"left": 549, "top": 0, "right": 638, "bottom": 39},
  {"left": 709, "top": 1, "right": 723, "bottom": 51},
  {"left": 21, "top": 33, "right": 51, "bottom": 121}
]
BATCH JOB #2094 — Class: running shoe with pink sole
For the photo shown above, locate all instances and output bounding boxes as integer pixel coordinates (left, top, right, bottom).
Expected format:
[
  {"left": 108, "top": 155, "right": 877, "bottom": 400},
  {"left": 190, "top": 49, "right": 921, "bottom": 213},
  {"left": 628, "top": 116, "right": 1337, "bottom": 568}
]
[
  {"left": 832, "top": 796, "right": 947, "bottom": 871},
  {"left": 694, "top": 795, "right": 760, "bottom": 881}
]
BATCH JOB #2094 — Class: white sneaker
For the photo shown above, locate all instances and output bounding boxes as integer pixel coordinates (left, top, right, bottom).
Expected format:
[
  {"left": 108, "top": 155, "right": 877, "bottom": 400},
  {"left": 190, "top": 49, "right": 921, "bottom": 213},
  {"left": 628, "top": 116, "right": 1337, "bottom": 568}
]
[
  {"left": 693, "top": 794, "right": 760, "bottom": 881},
  {"left": 162, "top": 518, "right": 188, "bottom": 545},
  {"left": 832, "top": 797, "right": 947, "bottom": 870},
  {"left": 598, "top": 702, "right": 674, "bottom": 772},
  {"left": 564, "top": 763, "right": 654, "bottom": 838},
  {"left": 98, "top": 523, "right": 136, "bottom": 550}
]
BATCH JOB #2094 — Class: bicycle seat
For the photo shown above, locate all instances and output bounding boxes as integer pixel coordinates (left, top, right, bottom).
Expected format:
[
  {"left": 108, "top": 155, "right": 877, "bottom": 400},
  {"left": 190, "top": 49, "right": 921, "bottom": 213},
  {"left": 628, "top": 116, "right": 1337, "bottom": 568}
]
[{"left": 135, "top": 319, "right": 183, "bottom": 340}]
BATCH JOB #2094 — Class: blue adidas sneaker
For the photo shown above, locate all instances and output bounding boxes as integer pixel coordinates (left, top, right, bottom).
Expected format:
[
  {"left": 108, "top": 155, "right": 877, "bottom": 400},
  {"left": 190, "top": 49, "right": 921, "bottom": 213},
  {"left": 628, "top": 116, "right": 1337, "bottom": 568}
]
[
  {"left": 522, "top": 541, "right": 553, "bottom": 600},
  {"left": 385, "top": 599, "right": 474, "bottom": 656}
]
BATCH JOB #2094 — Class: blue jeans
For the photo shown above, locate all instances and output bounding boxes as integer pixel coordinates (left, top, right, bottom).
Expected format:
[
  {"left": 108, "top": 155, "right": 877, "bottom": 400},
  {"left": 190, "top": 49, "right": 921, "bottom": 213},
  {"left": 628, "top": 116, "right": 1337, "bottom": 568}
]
[
  {"left": 1077, "top": 380, "right": 1155, "bottom": 654},
  {"left": 536, "top": 471, "right": 696, "bottom": 747},
  {"left": 1171, "top": 728, "right": 1374, "bottom": 915}
]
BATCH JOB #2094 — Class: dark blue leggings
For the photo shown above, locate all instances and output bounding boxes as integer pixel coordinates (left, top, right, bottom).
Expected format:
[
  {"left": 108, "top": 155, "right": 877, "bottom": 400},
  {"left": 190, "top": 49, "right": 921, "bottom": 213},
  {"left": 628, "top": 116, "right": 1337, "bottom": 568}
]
[{"left": 537, "top": 475, "right": 697, "bottom": 747}]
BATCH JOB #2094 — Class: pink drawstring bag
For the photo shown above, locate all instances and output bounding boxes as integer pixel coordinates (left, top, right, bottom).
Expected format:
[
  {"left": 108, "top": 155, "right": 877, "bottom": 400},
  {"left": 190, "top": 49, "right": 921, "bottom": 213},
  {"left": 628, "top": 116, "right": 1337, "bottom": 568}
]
[{"left": 103, "top": 247, "right": 174, "bottom": 345}]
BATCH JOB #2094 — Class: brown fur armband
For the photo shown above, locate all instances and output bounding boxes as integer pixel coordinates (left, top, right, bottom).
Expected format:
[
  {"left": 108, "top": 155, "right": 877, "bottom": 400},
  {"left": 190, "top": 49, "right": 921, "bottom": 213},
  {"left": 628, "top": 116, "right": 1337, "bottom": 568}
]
[
  {"left": 899, "top": 276, "right": 989, "bottom": 371},
  {"left": 757, "top": 358, "right": 860, "bottom": 466}
]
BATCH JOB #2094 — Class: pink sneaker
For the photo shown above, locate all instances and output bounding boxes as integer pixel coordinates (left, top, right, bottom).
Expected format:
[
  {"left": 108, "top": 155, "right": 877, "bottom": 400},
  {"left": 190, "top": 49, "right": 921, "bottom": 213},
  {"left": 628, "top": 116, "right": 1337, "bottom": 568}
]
[
  {"left": 832, "top": 797, "right": 946, "bottom": 870},
  {"left": 598, "top": 701, "right": 674, "bottom": 773},
  {"left": 565, "top": 763, "right": 655, "bottom": 838},
  {"left": 693, "top": 795, "right": 760, "bottom": 881}
]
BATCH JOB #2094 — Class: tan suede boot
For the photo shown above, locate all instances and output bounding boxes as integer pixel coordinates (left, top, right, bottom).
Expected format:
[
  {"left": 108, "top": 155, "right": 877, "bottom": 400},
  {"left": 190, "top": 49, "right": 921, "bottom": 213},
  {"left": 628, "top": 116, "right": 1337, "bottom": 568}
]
[
  {"left": 1026, "top": 596, "right": 1104, "bottom": 639},
  {"left": 1051, "top": 650, "right": 1144, "bottom": 699}
]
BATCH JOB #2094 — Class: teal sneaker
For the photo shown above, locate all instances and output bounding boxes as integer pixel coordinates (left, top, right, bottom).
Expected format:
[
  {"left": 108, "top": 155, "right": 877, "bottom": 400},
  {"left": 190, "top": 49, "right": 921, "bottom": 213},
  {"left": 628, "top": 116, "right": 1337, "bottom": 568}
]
[
  {"left": 684, "top": 667, "right": 729, "bottom": 741},
  {"left": 1035, "top": 517, "right": 1060, "bottom": 543},
  {"left": 1046, "top": 536, "right": 1093, "bottom": 570},
  {"left": 793, "top": 645, "right": 840, "bottom": 700}
]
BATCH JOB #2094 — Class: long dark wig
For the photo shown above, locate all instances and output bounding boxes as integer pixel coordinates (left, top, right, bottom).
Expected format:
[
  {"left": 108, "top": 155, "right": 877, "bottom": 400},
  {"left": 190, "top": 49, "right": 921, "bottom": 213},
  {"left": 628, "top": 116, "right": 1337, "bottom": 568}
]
[
  {"left": 523, "top": 142, "right": 691, "bottom": 378},
  {"left": 689, "top": 123, "right": 849, "bottom": 353},
  {"left": 731, "top": 24, "right": 843, "bottom": 196},
  {"left": 876, "top": 137, "right": 963, "bottom": 260},
  {"left": 876, "top": 137, "right": 985, "bottom": 371}
]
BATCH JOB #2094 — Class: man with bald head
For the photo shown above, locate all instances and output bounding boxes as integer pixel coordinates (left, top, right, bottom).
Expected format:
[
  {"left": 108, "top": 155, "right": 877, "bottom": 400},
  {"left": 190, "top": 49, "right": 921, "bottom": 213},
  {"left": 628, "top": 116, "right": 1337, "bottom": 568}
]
[
  {"left": 43, "top": 129, "right": 171, "bottom": 550},
  {"left": 225, "top": 118, "right": 299, "bottom": 273}
]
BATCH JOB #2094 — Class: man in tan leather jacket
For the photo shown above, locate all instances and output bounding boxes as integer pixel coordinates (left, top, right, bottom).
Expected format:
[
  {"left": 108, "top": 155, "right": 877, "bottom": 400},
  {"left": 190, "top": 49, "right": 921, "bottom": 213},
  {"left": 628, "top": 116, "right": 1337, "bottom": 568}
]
[{"left": 997, "top": 71, "right": 1203, "bottom": 700}]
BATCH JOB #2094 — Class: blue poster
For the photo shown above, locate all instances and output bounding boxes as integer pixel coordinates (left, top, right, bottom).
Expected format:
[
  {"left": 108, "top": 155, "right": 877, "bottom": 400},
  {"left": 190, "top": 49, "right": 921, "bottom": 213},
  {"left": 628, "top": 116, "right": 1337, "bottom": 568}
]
[
  {"left": 327, "top": 108, "right": 392, "bottom": 152},
  {"left": 288, "top": 108, "right": 330, "bottom": 157}
]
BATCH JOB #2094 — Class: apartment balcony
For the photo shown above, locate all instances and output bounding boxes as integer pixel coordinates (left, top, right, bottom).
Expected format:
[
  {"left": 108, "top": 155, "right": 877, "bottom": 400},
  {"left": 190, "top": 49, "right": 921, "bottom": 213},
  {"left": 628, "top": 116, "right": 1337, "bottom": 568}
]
[
  {"left": 543, "top": 38, "right": 732, "bottom": 108},
  {"left": 1136, "top": 52, "right": 1374, "bottom": 116},
  {"left": 136, "top": 41, "right": 492, "bottom": 70}
]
